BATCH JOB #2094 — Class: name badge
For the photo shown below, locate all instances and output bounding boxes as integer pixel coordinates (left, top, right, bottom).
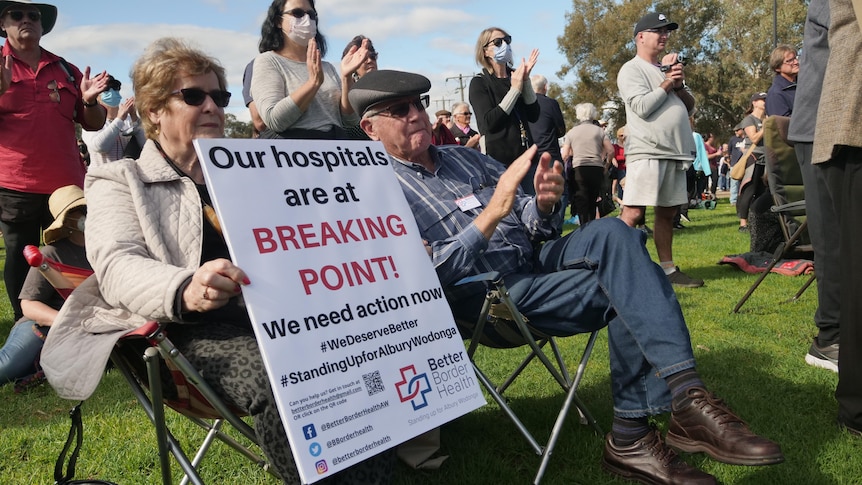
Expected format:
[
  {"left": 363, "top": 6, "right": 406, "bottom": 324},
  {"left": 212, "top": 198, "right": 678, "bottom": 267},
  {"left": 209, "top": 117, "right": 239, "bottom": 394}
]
[{"left": 455, "top": 194, "right": 482, "bottom": 212}]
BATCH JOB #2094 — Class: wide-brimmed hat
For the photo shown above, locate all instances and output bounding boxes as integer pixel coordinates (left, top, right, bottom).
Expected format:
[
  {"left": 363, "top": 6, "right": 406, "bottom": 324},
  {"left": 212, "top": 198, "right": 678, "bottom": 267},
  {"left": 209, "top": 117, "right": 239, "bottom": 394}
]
[
  {"left": 0, "top": 0, "right": 57, "bottom": 37},
  {"left": 43, "top": 185, "right": 85, "bottom": 244}
]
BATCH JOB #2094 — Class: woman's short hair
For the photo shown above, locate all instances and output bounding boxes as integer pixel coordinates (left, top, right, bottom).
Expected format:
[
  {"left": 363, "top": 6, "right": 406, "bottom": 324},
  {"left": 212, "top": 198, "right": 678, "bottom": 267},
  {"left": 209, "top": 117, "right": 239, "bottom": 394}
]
[
  {"left": 475, "top": 27, "right": 509, "bottom": 72},
  {"left": 769, "top": 44, "right": 796, "bottom": 72},
  {"left": 132, "top": 37, "right": 227, "bottom": 140},
  {"left": 259, "top": 0, "right": 327, "bottom": 56},
  {"left": 575, "top": 102, "right": 598, "bottom": 122}
]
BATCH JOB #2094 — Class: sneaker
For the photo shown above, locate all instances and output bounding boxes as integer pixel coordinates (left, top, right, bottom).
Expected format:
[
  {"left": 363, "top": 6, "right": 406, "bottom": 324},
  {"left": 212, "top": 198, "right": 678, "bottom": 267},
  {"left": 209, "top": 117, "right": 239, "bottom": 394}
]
[
  {"left": 666, "top": 387, "right": 784, "bottom": 466},
  {"left": 602, "top": 429, "right": 717, "bottom": 484},
  {"left": 667, "top": 267, "right": 704, "bottom": 288},
  {"left": 680, "top": 213, "right": 691, "bottom": 223},
  {"left": 805, "top": 339, "right": 838, "bottom": 373},
  {"left": 738, "top": 225, "right": 749, "bottom": 233}
]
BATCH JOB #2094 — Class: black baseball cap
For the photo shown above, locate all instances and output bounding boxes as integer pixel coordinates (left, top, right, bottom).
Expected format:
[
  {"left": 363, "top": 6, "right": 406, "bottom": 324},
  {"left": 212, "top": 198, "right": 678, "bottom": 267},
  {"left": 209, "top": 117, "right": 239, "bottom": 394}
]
[{"left": 634, "top": 12, "right": 679, "bottom": 37}]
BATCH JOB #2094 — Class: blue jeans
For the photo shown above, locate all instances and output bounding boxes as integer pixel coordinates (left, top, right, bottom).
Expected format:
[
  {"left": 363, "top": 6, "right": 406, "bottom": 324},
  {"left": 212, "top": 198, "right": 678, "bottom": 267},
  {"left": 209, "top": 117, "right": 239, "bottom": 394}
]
[
  {"left": 455, "top": 218, "right": 696, "bottom": 417},
  {"left": 729, "top": 178, "right": 740, "bottom": 204},
  {"left": 0, "top": 319, "right": 44, "bottom": 384}
]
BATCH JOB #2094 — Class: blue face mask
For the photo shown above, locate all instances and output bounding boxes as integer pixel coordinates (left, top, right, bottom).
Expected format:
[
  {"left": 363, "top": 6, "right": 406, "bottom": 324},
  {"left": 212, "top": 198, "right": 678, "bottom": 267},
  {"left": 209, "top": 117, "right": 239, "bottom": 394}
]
[
  {"left": 100, "top": 89, "right": 122, "bottom": 107},
  {"left": 493, "top": 43, "right": 513, "bottom": 66}
]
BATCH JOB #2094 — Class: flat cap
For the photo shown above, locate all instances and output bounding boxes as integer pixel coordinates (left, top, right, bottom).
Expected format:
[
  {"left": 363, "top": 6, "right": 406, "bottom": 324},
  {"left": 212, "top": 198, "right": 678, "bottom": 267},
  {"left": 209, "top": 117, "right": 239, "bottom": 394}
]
[{"left": 349, "top": 70, "right": 431, "bottom": 116}]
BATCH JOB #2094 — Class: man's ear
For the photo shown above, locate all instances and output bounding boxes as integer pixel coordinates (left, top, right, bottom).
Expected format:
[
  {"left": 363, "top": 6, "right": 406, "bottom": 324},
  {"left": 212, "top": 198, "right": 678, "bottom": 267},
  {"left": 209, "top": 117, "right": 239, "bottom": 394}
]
[{"left": 360, "top": 117, "right": 380, "bottom": 141}]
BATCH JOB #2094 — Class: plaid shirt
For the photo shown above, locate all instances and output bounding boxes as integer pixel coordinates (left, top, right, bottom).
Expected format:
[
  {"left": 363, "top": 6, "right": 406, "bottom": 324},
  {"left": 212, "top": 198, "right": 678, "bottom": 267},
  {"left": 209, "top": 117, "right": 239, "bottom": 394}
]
[{"left": 391, "top": 145, "right": 560, "bottom": 289}]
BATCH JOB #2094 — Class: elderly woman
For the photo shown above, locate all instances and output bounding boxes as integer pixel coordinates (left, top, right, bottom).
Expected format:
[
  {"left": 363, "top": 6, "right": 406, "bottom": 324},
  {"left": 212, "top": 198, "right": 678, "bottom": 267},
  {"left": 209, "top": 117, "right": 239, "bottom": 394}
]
[
  {"left": 468, "top": 27, "right": 539, "bottom": 174},
  {"left": 251, "top": 0, "right": 370, "bottom": 139},
  {"left": 449, "top": 101, "right": 481, "bottom": 149},
  {"left": 561, "top": 102, "right": 614, "bottom": 224},
  {"left": 41, "top": 38, "right": 392, "bottom": 484}
]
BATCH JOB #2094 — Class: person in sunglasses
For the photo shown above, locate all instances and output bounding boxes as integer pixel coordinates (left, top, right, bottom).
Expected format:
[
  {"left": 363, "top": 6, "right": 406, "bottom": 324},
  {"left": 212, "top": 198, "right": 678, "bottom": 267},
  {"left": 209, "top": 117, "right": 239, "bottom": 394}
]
[
  {"left": 468, "top": 27, "right": 540, "bottom": 194},
  {"left": 80, "top": 75, "right": 147, "bottom": 164},
  {"left": 40, "top": 37, "right": 394, "bottom": 485},
  {"left": 0, "top": 0, "right": 108, "bottom": 324},
  {"left": 351, "top": 68, "right": 784, "bottom": 485},
  {"left": 251, "top": 0, "right": 371, "bottom": 140},
  {"left": 449, "top": 101, "right": 481, "bottom": 149}
]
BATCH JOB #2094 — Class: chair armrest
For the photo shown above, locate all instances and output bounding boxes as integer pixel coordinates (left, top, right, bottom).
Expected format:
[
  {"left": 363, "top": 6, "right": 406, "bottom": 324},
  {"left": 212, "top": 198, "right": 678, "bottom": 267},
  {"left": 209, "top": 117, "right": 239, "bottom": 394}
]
[
  {"left": 453, "top": 271, "right": 501, "bottom": 287},
  {"left": 121, "top": 321, "right": 163, "bottom": 339},
  {"left": 770, "top": 200, "right": 806, "bottom": 213}
]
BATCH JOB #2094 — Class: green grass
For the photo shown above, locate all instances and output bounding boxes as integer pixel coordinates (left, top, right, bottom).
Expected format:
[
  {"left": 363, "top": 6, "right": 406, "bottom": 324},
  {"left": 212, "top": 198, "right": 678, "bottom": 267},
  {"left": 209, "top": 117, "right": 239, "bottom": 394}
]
[{"left": 2, "top": 201, "right": 861, "bottom": 484}]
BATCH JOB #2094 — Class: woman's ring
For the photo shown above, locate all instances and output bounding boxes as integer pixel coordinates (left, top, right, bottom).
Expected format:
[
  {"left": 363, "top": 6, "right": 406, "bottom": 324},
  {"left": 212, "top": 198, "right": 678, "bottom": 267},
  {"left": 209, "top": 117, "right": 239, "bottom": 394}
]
[{"left": 203, "top": 286, "right": 211, "bottom": 300}]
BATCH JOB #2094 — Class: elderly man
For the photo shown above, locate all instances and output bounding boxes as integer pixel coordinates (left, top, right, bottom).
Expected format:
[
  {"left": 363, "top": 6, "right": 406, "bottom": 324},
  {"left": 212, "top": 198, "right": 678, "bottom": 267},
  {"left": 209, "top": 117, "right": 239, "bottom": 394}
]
[
  {"left": 348, "top": 69, "right": 784, "bottom": 484},
  {"left": 0, "top": 0, "right": 107, "bottom": 320},
  {"left": 617, "top": 12, "right": 702, "bottom": 288}
]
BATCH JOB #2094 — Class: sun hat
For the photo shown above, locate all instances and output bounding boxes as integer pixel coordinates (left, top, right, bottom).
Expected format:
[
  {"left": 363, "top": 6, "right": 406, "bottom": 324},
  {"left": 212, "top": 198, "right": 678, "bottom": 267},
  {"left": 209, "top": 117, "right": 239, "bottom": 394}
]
[
  {"left": 43, "top": 185, "right": 86, "bottom": 244},
  {"left": 0, "top": 0, "right": 57, "bottom": 37}
]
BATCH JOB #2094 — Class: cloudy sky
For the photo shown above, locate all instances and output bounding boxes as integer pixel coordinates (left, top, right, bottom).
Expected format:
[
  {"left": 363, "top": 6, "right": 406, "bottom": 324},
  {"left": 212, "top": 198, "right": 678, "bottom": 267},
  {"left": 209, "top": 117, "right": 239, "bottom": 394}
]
[{"left": 36, "top": 0, "right": 578, "bottom": 123}]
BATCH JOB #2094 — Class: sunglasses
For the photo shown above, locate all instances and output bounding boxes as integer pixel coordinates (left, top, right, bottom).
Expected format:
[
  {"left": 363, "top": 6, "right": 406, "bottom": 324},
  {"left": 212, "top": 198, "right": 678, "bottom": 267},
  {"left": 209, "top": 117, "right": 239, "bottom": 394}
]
[
  {"left": 6, "top": 10, "right": 41, "bottom": 22},
  {"left": 366, "top": 95, "right": 429, "bottom": 118},
  {"left": 282, "top": 8, "right": 317, "bottom": 21},
  {"left": 171, "top": 88, "right": 231, "bottom": 108},
  {"left": 455, "top": 111, "right": 472, "bottom": 116},
  {"left": 485, "top": 35, "right": 512, "bottom": 48},
  {"left": 47, "top": 80, "right": 60, "bottom": 103}
]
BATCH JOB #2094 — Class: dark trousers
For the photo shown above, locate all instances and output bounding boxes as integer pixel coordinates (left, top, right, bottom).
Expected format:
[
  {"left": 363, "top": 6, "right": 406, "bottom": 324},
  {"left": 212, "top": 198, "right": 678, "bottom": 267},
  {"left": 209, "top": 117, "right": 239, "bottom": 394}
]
[
  {"left": 0, "top": 192, "right": 50, "bottom": 321},
  {"left": 821, "top": 147, "right": 862, "bottom": 430},
  {"left": 796, "top": 143, "right": 841, "bottom": 345},
  {"left": 567, "top": 165, "right": 605, "bottom": 224}
]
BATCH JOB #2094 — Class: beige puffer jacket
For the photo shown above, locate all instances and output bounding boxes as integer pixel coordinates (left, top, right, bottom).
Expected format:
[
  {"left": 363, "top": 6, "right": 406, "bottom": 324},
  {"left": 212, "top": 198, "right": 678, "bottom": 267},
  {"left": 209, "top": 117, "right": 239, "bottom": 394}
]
[{"left": 42, "top": 140, "right": 204, "bottom": 400}]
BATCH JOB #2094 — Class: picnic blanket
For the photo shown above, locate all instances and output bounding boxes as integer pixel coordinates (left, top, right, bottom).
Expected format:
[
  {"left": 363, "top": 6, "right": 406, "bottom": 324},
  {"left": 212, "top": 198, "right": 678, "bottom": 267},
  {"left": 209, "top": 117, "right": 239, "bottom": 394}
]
[{"left": 718, "top": 251, "right": 814, "bottom": 276}]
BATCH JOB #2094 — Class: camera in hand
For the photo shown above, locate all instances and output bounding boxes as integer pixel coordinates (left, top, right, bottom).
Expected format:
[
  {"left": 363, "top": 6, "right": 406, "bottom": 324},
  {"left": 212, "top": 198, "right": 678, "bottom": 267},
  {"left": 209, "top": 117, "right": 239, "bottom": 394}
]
[{"left": 660, "top": 53, "right": 687, "bottom": 72}]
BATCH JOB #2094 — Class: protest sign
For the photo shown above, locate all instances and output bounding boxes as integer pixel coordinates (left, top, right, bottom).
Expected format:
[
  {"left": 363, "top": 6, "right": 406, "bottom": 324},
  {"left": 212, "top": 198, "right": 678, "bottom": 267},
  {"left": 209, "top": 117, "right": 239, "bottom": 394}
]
[{"left": 194, "top": 138, "right": 484, "bottom": 483}]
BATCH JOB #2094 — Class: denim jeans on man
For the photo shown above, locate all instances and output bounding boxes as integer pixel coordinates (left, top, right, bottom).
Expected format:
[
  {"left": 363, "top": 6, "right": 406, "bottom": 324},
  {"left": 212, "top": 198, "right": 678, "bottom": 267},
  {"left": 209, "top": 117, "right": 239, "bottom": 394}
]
[{"left": 451, "top": 217, "right": 696, "bottom": 417}]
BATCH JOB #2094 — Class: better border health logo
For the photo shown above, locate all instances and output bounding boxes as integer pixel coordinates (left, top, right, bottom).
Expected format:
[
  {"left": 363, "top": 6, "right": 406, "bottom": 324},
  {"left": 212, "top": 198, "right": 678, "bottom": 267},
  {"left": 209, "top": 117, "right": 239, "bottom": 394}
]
[{"left": 394, "top": 364, "right": 431, "bottom": 410}]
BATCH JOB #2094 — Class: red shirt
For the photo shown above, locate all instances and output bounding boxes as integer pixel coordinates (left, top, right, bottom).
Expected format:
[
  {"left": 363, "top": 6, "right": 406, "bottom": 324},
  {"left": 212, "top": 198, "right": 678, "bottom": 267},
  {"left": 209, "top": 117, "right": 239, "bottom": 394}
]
[
  {"left": 705, "top": 143, "right": 718, "bottom": 169},
  {"left": 613, "top": 143, "right": 626, "bottom": 171},
  {"left": 0, "top": 43, "right": 89, "bottom": 194}
]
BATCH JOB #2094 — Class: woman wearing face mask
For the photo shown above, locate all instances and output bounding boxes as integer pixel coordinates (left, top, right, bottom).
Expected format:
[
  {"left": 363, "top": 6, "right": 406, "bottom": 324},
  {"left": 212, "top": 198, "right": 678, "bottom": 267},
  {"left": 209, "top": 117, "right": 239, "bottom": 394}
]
[
  {"left": 251, "top": 0, "right": 370, "bottom": 139},
  {"left": 80, "top": 75, "right": 146, "bottom": 164},
  {"left": 468, "top": 27, "right": 540, "bottom": 187}
]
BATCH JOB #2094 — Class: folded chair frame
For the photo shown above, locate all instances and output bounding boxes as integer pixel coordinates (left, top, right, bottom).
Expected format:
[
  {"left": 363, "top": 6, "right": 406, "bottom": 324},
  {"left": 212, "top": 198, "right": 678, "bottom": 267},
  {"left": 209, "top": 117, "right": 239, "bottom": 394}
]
[{"left": 455, "top": 272, "right": 602, "bottom": 484}]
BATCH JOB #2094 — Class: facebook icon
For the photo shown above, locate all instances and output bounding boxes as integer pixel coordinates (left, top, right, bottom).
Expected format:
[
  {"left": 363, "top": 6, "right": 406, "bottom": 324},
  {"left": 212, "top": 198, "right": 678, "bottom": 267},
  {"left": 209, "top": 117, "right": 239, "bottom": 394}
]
[{"left": 302, "top": 424, "right": 317, "bottom": 440}]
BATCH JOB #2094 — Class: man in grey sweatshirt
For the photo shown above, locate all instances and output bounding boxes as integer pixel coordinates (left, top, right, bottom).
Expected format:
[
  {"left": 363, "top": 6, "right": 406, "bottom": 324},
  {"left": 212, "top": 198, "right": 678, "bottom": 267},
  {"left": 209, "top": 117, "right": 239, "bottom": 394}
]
[{"left": 617, "top": 12, "right": 701, "bottom": 288}]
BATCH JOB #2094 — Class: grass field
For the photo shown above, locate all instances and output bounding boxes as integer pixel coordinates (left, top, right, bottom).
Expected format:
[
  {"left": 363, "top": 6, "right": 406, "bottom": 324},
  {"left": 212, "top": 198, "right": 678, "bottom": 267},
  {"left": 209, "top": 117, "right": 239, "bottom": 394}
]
[{"left": 1, "top": 201, "right": 860, "bottom": 484}]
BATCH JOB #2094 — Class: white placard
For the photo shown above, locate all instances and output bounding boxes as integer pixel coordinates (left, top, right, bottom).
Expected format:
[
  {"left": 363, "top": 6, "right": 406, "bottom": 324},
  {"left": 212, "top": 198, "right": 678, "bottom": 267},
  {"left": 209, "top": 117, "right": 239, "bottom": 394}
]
[{"left": 194, "top": 138, "right": 485, "bottom": 483}]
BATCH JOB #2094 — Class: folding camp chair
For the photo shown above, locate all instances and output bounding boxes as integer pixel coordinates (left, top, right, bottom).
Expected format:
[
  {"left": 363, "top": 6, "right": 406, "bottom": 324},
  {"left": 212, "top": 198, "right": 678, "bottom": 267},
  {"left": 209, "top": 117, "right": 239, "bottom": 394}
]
[
  {"left": 451, "top": 271, "right": 602, "bottom": 485},
  {"left": 24, "top": 245, "right": 278, "bottom": 485},
  {"left": 733, "top": 115, "right": 816, "bottom": 313}
]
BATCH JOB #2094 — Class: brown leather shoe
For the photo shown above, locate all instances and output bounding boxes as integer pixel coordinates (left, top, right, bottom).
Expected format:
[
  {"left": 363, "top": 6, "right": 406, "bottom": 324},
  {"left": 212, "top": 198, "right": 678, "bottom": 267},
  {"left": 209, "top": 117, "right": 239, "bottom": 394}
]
[
  {"left": 602, "top": 429, "right": 717, "bottom": 484},
  {"left": 666, "top": 387, "right": 784, "bottom": 466}
]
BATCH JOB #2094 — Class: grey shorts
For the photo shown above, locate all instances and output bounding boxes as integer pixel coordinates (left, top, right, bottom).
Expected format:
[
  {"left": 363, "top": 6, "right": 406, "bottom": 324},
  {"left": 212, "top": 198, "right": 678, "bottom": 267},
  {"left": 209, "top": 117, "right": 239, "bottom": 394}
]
[{"left": 622, "top": 159, "right": 690, "bottom": 207}]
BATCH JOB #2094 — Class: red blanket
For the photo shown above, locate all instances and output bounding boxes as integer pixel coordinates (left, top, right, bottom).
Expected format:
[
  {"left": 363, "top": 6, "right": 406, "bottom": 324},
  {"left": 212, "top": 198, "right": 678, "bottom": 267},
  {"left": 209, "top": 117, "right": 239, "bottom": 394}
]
[{"left": 718, "top": 251, "right": 814, "bottom": 276}]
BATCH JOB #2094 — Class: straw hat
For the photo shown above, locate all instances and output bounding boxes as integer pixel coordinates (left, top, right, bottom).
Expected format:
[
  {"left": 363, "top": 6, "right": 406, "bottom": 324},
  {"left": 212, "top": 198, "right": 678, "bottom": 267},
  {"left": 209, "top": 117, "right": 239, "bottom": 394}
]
[
  {"left": 43, "top": 185, "right": 85, "bottom": 244},
  {"left": 0, "top": 0, "right": 58, "bottom": 38}
]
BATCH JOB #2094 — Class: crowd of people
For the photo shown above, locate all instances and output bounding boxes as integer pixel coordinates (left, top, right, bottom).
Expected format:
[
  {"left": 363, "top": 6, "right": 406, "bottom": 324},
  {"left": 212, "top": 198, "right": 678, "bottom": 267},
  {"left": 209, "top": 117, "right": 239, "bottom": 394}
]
[{"left": 1, "top": 0, "right": 859, "bottom": 484}]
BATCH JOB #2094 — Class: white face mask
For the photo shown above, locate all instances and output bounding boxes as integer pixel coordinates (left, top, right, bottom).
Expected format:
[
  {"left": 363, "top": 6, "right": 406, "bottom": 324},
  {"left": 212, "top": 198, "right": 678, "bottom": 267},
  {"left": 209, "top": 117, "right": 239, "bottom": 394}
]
[{"left": 286, "top": 14, "right": 317, "bottom": 46}]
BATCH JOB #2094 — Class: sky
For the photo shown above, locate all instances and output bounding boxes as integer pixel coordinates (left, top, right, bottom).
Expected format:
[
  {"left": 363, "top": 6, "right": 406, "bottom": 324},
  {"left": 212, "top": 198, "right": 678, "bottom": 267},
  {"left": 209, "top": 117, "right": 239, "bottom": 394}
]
[{"left": 37, "top": 0, "right": 579, "bottom": 124}]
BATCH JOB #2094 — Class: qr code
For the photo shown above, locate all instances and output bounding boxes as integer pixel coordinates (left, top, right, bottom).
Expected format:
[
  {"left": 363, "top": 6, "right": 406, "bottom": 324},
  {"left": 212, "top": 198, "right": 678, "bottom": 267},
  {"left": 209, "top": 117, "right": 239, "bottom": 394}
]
[{"left": 363, "top": 370, "right": 384, "bottom": 396}]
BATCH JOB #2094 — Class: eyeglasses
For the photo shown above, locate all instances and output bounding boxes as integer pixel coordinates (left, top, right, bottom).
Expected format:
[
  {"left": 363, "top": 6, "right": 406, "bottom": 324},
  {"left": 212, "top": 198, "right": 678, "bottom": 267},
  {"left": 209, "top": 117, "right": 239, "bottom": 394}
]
[
  {"left": 365, "top": 95, "right": 430, "bottom": 118},
  {"left": 643, "top": 28, "right": 672, "bottom": 36},
  {"left": 485, "top": 35, "right": 512, "bottom": 48},
  {"left": 282, "top": 8, "right": 317, "bottom": 21},
  {"left": 6, "top": 10, "right": 41, "bottom": 22},
  {"left": 170, "top": 88, "right": 232, "bottom": 108},
  {"left": 455, "top": 112, "right": 472, "bottom": 117},
  {"left": 783, "top": 56, "right": 799, "bottom": 64},
  {"left": 47, "top": 80, "right": 60, "bottom": 103}
]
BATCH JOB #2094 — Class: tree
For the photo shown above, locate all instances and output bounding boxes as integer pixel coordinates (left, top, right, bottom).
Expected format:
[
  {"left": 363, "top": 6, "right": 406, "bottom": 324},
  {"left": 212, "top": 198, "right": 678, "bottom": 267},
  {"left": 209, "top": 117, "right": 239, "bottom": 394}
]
[
  {"left": 553, "top": 0, "right": 807, "bottom": 141},
  {"left": 224, "top": 113, "right": 253, "bottom": 138}
]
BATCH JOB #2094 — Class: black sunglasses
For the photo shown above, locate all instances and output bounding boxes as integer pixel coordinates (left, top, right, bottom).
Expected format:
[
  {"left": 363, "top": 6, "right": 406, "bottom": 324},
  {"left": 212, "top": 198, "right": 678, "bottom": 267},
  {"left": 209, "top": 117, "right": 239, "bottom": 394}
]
[
  {"left": 485, "top": 35, "right": 512, "bottom": 48},
  {"left": 6, "top": 10, "right": 41, "bottom": 22},
  {"left": 282, "top": 8, "right": 318, "bottom": 21},
  {"left": 366, "top": 95, "right": 430, "bottom": 118},
  {"left": 455, "top": 111, "right": 472, "bottom": 116},
  {"left": 171, "top": 88, "right": 231, "bottom": 108}
]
